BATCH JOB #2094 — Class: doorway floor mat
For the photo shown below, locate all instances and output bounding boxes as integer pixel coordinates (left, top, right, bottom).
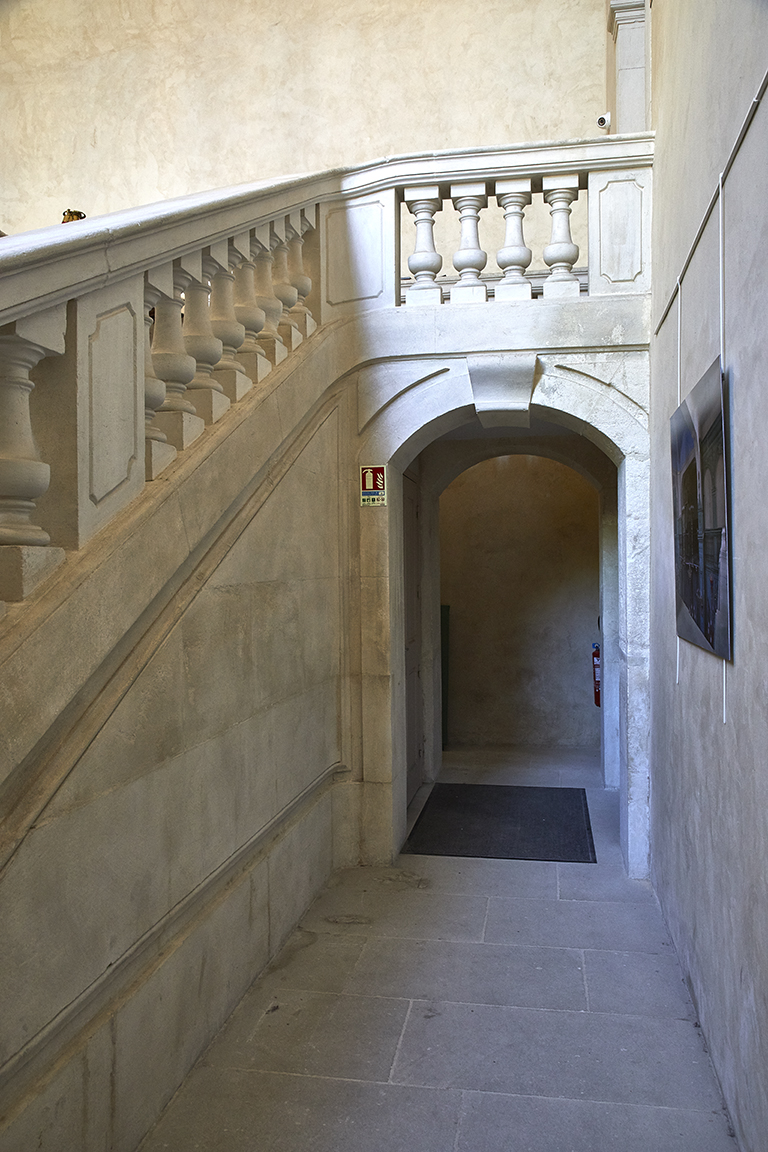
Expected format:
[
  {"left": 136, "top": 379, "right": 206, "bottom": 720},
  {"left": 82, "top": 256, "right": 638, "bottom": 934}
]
[{"left": 401, "top": 783, "right": 597, "bottom": 863}]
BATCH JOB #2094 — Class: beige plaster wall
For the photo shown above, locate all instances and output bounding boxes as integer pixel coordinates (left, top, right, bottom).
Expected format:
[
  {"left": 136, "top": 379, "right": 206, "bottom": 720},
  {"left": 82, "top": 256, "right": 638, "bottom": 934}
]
[
  {"left": 440, "top": 454, "right": 600, "bottom": 748},
  {"left": 649, "top": 4, "right": 768, "bottom": 1150},
  {"left": 0, "top": 0, "right": 607, "bottom": 235}
]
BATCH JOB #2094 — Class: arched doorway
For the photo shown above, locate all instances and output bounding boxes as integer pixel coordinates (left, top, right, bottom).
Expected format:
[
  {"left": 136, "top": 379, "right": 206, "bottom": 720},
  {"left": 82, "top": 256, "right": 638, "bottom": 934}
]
[
  {"left": 439, "top": 453, "right": 601, "bottom": 754},
  {"left": 355, "top": 353, "right": 649, "bottom": 876}
]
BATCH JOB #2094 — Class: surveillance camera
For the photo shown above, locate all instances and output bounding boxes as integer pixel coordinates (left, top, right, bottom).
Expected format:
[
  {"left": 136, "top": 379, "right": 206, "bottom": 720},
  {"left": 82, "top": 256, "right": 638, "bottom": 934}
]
[{"left": 597, "top": 113, "right": 611, "bottom": 130}]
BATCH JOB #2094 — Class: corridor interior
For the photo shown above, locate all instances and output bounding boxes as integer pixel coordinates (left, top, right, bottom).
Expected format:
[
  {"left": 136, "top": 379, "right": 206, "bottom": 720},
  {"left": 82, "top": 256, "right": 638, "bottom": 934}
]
[{"left": 138, "top": 748, "right": 736, "bottom": 1152}]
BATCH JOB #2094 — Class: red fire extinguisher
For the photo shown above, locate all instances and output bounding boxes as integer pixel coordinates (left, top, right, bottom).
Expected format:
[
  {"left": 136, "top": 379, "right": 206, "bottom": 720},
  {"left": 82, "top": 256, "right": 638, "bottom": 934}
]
[{"left": 592, "top": 643, "right": 601, "bottom": 707}]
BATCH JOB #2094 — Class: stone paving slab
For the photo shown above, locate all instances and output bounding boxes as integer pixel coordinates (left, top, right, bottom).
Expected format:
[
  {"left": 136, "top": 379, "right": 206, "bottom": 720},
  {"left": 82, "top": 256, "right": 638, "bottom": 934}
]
[{"left": 138, "top": 753, "right": 735, "bottom": 1152}]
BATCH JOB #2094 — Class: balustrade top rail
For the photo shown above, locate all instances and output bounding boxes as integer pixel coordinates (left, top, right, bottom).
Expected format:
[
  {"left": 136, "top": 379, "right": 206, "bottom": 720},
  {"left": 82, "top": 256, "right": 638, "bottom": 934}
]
[
  {"left": 0, "top": 133, "right": 653, "bottom": 607},
  {"left": 0, "top": 134, "right": 653, "bottom": 326}
]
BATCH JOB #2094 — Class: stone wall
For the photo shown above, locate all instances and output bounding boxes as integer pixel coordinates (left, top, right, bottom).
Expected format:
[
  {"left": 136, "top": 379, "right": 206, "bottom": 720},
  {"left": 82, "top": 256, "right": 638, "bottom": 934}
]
[
  {"left": 0, "top": 337, "right": 356, "bottom": 1152},
  {"left": 440, "top": 454, "right": 600, "bottom": 748},
  {"left": 0, "top": 0, "right": 607, "bottom": 234},
  {"left": 0, "top": 268, "right": 651, "bottom": 1149},
  {"left": 649, "top": 3, "right": 768, "bottom": 1150}
]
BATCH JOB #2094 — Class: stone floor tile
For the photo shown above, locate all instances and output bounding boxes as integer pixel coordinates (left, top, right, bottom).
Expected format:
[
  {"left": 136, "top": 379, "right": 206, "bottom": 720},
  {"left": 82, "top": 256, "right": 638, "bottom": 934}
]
[
  {"left": 391, "top": 1001, "right": 723, "bottom": 1110},
  {"left": 438, "top": 762, "right": 566, "bottom": 787},
  {"left": 455, "top": 1091, "right": 737, "bottom": 1152},
  {"left": 589, "top": 835, "right": 625, "bottom": 863},
  {"left": 136, "top": 753, "right": 734, "bottom": 1152},
  {"left": 255, "top": 929, "right": 368, "bottom": 996},
  {"left": 300, "top": 884, "right": 488, "bottom": 942},
  {"left": 344, "top": 936, "right": 587, "bottom": 1010},
  {"left": 558, "top": 861, "right": 657, "bottom": 904},
  {"left": 558, "top": 766, "right": 606, "bottom": 789},
  {"left": 139, "top": 1068, "right": 464, "bottom": 1152},
  {"left": 328, "top": 865, "right": 432, "bottom": 892},
  {"left": 585, "top": 948, "right": 696, "bottom": 1019},
  {"left": 585, "top": 786, "right": 620, "bottom": 817},
  {"left": 204, "top": 988, "right": 409, "bottom": 1081},
  {"left": 485, "top": 896, "right": 673, "bottom": 953},
  {"left": 393, "top": 854, "right": 558, "bottom": 899},
  {"left": 583, "top": 790, "right": 621, "bottom": 836}
]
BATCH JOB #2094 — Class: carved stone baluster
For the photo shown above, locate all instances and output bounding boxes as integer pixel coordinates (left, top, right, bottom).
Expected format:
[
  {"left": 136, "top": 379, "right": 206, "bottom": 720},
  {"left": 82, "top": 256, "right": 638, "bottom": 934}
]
[
  {"left": 234, "top": 253, "right": 271, "bottom": 385},
  {"left": 252, "top": 235, "right": 287, "bottom": 366},
  {"left": 143, "top": 278, "right": 177, "bottom": 479},
  {"left": 404, "top": 186, "right": 443, "bottom": 306},
  {"left": 287, "top": 212, "right": 317, "bottom": 336},
  {"left": 542, "top": 174, "right": 581, "bottom": 298},
  {"left": 450, "top": 183, "right": 488, "bottom": 303},
  {"left": 152, "top": 264, "right": 205, "bottom": 451},
  {"left": 183, "top": 270, "right": 230, "bottom": 425},
  {"left": 272, "top": 225, "right": 303, "bottom": 352},
  {"left": 209, "top": 249, "right": 251, "bottom": 403},
  {"left": 495, "top": 179, "right": 533, "bottom": 301},
  {"left": 0, "top": 308, "right": 66, "bottom": 601}
]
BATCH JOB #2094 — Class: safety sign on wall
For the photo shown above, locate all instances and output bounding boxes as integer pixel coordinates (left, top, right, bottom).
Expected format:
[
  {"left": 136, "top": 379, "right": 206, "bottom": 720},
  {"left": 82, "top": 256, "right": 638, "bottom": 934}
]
[{"left": 360, "top": 465, "right": 387, "bottom": 506}]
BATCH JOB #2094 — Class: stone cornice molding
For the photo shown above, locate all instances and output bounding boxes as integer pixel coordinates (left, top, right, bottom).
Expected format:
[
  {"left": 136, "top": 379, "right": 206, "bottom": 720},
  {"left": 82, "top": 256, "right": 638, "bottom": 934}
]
[{"left": 608, "top": 0, "right": 646, "bottom": 37}]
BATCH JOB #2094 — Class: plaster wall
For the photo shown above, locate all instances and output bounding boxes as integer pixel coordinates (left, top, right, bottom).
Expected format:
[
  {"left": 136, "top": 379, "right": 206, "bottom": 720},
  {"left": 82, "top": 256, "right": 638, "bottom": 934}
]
[
  {"left": 439, "top": 454, "right": 600, "bottom": 749},
  {"left": 649, "top": 4, "right": 768, "bottom": 1149},
  {"left": 0, "top": 0, "right": 607, "bottom": 235}
]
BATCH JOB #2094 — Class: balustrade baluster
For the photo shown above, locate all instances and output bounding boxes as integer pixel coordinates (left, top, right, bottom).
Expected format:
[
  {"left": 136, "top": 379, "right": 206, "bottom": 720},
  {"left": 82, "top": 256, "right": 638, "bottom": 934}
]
[
  {"left": 152, "top": 263, "right": 205, "bottom": 450},
  {"left": 287, "top": 212, "right": 317, "bottom": 336},
  {"left": 234, "top": 254, "right": 271, "bottom": 385},
  {"left": 252, "top": 235, "right": 287, "bottom": 366},
  {"left": 542, "top": 174, "right": 581, "bottom": 298},
  {"left": 183, "top": 269, "right": 230, "bottom": 425},
  {"left": 0, "top": 308, "right": 66, "bottom": 600},
  {"left": 450, "top": 183, "right": 488, "bottom": 303},
  {"left": 404, "top": 187, "right": 443, "bottom": 306},
  {"left": 143, "top": 278, "right": 177, "bottom": 479},
  {"left": 495, "top": 179, "right": 533, "bottom": 300},
  {"left": 272, "top": 225, "right": 303, "bottom": 352},
  {"left": 209, "top": 248, "right": 251, "bottom": 403}
]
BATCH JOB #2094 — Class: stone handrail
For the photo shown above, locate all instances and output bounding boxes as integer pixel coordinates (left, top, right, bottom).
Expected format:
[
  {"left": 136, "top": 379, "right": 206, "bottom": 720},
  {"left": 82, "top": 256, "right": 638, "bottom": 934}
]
[{"left": 0, "top": 133, "right": 653, "bottom": 603}]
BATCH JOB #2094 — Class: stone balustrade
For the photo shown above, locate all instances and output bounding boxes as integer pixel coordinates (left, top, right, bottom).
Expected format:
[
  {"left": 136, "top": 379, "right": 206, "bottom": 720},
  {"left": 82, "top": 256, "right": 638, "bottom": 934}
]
[
  {"left": 0, "top": 133, "right": 652, "bottom": 603},
  {"left": 400, "top": 158, "right": 651, "bottom": 304}
]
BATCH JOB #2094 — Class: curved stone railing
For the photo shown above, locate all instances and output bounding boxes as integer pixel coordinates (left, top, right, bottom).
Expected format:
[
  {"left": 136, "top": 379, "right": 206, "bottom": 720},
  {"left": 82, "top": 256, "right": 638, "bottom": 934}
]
[{"left": 0, "top": 133, "right": 652, "bottom": 604}]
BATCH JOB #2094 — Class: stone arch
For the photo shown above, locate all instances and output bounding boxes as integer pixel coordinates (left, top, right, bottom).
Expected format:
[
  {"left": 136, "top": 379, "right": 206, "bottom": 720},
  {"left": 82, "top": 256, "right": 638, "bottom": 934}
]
[{"left": 355, "top": 352, "right": 650, "bottom": 877}]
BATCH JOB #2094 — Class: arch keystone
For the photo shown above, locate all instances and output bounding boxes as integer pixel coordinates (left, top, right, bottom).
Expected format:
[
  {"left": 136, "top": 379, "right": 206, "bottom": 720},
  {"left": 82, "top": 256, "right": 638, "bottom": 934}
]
[{"left": 467, "top": 352, "right": 540, "bottom": 428}]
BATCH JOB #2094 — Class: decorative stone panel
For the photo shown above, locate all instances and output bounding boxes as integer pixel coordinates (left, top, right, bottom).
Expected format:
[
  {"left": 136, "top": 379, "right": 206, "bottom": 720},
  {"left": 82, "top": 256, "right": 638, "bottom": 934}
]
[
  {"left": 89, "top": 303, "right": 140, "bottom": 505},
  {"left": 588, "top": 168, "right": 651, "bottom": 296},
  {"left": 321, "top": 190, "right": 397, "bottom": 319}
]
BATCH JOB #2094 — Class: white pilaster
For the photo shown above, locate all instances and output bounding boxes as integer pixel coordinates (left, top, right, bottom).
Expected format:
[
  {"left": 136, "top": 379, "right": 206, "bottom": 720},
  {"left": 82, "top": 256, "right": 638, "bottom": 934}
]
[{"left": 609, "top": 0, "right": 647, "bottom": 134}]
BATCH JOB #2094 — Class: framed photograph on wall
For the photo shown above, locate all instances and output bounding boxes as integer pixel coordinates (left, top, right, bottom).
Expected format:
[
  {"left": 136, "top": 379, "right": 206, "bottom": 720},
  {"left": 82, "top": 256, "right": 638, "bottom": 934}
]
[{"left": 670, "top": 357, "right": 732, "bottom": 660}]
